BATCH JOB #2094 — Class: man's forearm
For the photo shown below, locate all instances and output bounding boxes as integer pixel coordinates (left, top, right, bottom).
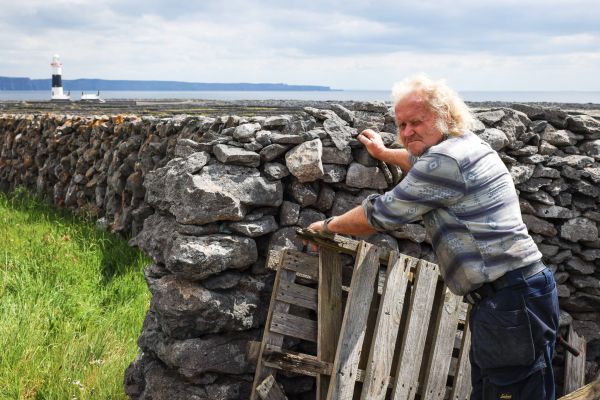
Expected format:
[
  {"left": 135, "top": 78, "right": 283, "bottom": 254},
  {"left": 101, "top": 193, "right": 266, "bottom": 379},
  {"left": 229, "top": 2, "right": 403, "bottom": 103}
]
[
  {"left": 326, "top": 206, "right": 376, "bottom": 236},
  {"left": 376, "top": 148, "right": 412, "bottom": 173}
]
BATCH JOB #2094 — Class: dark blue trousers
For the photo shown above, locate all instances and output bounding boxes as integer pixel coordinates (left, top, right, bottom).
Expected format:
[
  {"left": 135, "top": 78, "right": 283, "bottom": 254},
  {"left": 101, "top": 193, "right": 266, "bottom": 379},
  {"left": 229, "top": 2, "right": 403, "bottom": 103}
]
[{"left": 469, "top": 266, "right": 560, "bottom": 400}]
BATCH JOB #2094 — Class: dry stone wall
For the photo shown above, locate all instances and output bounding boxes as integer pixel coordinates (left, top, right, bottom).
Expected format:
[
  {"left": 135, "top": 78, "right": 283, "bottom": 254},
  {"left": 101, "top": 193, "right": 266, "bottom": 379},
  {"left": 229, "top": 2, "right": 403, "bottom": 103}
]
[{"left": 1, "top": 102, "right": 599, "bottom": 398}]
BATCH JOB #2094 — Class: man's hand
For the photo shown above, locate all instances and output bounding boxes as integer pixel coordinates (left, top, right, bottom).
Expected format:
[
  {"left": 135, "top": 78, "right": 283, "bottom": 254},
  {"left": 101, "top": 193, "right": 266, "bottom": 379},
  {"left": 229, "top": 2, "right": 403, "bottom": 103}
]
[
  {"left": 358, "top": 129, "right": 388, "bottom": 159},
  {"left": 307, "top": 220, "right": 325, "bottom": 232}
]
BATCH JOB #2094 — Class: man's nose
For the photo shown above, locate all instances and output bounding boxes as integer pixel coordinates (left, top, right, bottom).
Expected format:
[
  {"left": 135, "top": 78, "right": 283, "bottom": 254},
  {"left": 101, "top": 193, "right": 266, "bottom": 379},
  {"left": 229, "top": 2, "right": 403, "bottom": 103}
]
[{"left": 401, "top": 125, "right": 415, "bottom": 138}]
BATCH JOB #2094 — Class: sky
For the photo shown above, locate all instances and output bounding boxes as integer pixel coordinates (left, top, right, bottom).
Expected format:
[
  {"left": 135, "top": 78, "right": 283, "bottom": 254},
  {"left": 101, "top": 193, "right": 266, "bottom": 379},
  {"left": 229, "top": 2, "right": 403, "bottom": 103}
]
[{"left": 1, "top": 0, "right": 600, "bottom": 91}]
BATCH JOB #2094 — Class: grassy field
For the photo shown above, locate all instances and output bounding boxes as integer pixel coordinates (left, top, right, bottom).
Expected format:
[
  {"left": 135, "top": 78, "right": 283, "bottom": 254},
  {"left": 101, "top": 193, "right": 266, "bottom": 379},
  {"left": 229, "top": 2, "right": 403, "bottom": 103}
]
[{"left": 0, "top": 189, "right": 150, "bottom": 399}]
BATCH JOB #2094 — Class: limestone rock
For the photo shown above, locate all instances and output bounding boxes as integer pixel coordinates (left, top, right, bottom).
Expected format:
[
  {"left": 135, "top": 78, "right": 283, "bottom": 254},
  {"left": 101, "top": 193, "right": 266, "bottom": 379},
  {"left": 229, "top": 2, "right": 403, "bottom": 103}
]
[
  {"left": 509, "top": 164, "right": 535, "bottom": 185},
  {"left": 330, "top": 104, "right": 355, "bottom": 123},
  {"left": 322, "top": 146, "right": 353, "bottom": 165},
  {"left": 566, "top": 115, "right": 600, "bottom": 136},
  {"left": 478, "top": 128, "right": 508, "bottom": 151},
  {"left": 259, "top": 143, "right": 290, "bottom": 162},
  {"left": 152, "top": 332, "right": 256, "bottom": 379},
  {"left": 279, "top": 201, "right": 300, "bottom": 226},
  {"left": 168, "top": 164, "right": 282, "bottom": 225},
  {"left": 268, "top": 227, "right": 304, "bottom": 251},
  {"left": 262, "top": 162, "right": 289, "bottom": 180},
  {"left": 322, "top": 164, "right": 347, "bottom": 183},
  {"left": 297, "top": 208, "right": 326, "bottom": 228},
  {"left": 233, "top": 123, "right": 261, "bottom": 142},
  {"left": 288, "top": 179, "right": 318, "bottom": 206},
  {"left": 285, "top": 139, "right": 324, "bottom": 183},
  {"left": 226, "top": 216, "right": 278, "bottom": 237},
  {"left": 345, "top": 162, "right": 388, "bottom": 189},
  {"left": 522, "top": 214, "right": 557, "bottom": 236},
  {"left": 165, "top": 234, "right": 257, "bottom": 280},
  {"left": 213, "top": 144, "right": 260, "bottom": 167},
  {"left": 323, "top": 118, "right": 354, "bottom": 151},
  {"left": 561, "top": 218, "right": 598, "bottom": 242}
]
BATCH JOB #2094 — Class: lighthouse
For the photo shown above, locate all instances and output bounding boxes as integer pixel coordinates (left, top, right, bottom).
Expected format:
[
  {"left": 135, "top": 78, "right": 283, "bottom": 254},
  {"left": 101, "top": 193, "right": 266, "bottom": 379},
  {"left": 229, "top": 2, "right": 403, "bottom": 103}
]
[{"left": 50, "top": 54, "right": 70, "bottom": 101}]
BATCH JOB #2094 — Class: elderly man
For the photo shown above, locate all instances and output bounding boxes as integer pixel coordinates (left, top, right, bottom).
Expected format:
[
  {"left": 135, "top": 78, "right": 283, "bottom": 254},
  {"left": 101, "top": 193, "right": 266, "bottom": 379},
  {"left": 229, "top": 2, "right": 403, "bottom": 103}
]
[{"left": 308, "top": 75, "right": 559, "bottom": 400}]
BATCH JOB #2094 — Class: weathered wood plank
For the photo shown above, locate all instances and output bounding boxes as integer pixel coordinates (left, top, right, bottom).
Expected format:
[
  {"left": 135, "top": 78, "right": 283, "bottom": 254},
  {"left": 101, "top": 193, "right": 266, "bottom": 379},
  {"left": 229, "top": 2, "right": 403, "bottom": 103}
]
[
  {"left": 280, "top": 249, "right": 319, "bottom": 280},
  {"left": 318, "top": 248, "right": 343, "bottom": 400},
  {"left": 565, "top": 325, "right": 587, "bottom": 395},
  {"left": 297, "top": 228, "right": 392, "bottom": 266},
  {"left": 256, "top": 375, "right": 288, "bottom": 400},
  {"left": 266, "top": 250, "right": 284, "bottom": 271},
  {"left": 251, "top": 268, "right": 297, "bottom": 400},
  {"left": 360, "top": 253, "right": 414, "bottom": 400},
  {"left": 391, "top": 260, "right": 439, "bottom": 400},
  {"left": 264, "top": 345, "right": 332, "bottom": 377},
  {"left": 327, "top": 241, "right": 381, "bottom": 400},
  {"left": 559, "top": 378, "right": 600, "bottom": 400},
  {"left": 270, "top": 311, "right": 318, "bottom": 342},
  {"left": 276, "top": 281, "right": 318, "bottom": 310},
  {"left": 421, "top": 288, "right": 464, "bottom": 399},
  {"left": 448, "top": 305, "right": 472, "bottom": 400},
  {"left": 247, "top": 340, "right": 262, "bottom": 363},
  {"left": 262, "top": 345, "right": 400, "bottom": 388}
]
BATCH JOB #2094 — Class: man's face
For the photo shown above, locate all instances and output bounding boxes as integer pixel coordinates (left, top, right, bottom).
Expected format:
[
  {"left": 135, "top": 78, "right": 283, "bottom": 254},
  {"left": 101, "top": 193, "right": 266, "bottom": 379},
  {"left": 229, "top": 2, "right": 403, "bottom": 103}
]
[{"left": 395, "top": 93, "right": 444, "bottom": 156}]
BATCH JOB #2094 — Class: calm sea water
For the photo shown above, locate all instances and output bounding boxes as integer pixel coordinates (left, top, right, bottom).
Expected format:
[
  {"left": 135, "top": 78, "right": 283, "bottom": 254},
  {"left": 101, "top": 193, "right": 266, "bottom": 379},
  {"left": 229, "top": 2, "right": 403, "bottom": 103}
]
[{"left": 1, "top": 90, "right": 600, "bottom": 103}]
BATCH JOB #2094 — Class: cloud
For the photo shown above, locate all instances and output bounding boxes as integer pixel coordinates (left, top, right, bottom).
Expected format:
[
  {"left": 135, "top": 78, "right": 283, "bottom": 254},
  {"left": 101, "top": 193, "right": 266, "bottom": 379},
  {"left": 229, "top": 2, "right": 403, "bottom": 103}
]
[{"left": 0, "top": 0, "right": 599, "bottom": 90}]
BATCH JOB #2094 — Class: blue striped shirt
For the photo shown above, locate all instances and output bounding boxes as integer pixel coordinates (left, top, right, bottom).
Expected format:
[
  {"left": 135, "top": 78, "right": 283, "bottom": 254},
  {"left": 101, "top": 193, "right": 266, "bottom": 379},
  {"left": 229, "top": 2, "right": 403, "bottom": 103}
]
[{"left": 362, "top": 131, "right": 542, "bottom": 295}]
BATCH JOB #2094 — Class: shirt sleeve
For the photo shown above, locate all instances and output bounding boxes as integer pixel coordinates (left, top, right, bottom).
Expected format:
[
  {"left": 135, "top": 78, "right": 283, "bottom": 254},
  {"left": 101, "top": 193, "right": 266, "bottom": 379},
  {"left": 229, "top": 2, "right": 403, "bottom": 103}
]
[{"left": 362, "top": 152, "right": 466, "bottom": 231}]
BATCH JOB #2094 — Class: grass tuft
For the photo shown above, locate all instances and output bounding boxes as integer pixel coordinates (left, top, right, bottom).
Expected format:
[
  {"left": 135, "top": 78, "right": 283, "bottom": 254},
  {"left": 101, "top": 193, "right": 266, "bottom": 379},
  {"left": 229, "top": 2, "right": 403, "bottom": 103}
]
[{"left": 0, "top": 188, "right": 150, "bottom": 399}]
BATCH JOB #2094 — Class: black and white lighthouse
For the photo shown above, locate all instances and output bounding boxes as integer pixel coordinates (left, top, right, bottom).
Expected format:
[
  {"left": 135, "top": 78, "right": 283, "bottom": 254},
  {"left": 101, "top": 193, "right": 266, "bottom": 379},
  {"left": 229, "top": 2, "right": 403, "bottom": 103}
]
[{"left": 50, "top": 54, "right": 70, "bottom": 101}]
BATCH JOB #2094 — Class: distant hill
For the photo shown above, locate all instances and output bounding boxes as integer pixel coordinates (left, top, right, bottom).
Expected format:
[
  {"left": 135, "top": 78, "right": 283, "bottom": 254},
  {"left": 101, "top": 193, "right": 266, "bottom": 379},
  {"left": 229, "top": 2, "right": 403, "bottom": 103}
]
[{"left": 0, "top": 77, "right": 332, "bottom": 91}]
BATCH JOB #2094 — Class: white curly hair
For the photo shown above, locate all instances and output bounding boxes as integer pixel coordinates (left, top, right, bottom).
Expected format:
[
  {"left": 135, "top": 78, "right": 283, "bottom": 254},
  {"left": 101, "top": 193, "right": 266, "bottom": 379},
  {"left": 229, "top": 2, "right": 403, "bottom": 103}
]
[{"left": 391, "top": 74, "right": 475, "bottom": 137}]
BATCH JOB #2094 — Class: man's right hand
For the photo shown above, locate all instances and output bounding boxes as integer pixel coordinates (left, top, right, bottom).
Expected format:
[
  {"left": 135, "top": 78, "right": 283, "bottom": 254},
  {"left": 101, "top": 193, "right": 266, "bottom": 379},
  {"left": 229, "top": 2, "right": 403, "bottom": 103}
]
[{"left": 358, "top": 129, "right": 388, "bottom": 160}]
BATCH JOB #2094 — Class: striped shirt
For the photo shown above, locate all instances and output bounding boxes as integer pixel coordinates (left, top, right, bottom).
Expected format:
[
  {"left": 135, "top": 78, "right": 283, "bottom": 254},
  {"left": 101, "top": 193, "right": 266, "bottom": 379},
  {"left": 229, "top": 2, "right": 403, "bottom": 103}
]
[{"left": 362, "top": 131, "right": 542, "bottom": 296}]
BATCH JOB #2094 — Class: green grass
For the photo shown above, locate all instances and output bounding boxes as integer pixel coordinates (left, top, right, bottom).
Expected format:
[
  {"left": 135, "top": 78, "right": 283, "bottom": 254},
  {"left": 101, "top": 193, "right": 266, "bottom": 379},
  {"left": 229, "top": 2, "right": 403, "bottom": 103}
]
[{"left": 0, "top": 188, "right": 151, "bottom": 399}]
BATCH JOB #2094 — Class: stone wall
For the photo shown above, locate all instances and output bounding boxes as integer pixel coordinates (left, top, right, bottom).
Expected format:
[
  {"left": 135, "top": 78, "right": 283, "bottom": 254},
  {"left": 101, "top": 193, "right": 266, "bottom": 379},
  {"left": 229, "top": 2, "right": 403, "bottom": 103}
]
[{"left": 0, "top": 102, "right": 599, "bottom": 398}]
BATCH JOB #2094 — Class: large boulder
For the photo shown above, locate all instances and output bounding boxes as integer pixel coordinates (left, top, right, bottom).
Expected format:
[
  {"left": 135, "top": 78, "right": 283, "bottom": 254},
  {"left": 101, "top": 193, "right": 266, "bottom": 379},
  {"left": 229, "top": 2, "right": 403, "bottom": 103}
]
[
  {"left": 285, "top": 139, "right": 324, "bottom": 182},
  {"left": 147, "top": 164, "right": 282, "bottom": 225},
  {"left": 164, "top": 234, "right": 258, "bottom": 280},
  {"left": 147, "top": 274, "right": 263, "bottom": 337}
]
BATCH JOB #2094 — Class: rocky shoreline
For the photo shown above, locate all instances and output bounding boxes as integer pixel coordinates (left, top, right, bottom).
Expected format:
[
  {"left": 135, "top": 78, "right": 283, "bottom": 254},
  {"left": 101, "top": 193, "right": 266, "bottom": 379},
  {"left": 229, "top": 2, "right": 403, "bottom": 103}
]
[{"left": 0, "top": 101, "right": 599, "bottom": 398}]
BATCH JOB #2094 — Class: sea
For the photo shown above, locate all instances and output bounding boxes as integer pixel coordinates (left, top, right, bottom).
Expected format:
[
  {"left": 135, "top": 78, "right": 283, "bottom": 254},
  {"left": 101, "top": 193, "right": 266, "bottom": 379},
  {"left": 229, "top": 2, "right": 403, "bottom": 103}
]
[{"left": 1, "top": 90, "right": 600, "bottom": 104}]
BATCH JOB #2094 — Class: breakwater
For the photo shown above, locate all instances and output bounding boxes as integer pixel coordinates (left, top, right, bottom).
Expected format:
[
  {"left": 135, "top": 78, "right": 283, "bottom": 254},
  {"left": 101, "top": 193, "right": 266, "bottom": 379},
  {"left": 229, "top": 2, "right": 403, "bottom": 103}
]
[{"left": 0, "top": 101, "right": 599, "bottom": 398}]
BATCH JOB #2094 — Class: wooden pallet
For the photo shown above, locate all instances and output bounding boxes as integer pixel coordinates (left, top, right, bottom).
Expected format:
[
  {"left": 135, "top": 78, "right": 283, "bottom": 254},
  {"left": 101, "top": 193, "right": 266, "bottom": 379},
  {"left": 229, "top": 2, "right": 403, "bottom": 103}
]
[{"left": 251, "top": 230, "right": 473, "bottom": 400}]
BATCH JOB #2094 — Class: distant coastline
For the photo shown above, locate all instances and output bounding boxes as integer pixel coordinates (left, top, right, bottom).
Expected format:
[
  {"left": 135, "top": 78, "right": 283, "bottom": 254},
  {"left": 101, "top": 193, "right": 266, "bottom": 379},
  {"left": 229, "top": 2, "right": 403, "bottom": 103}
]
[{"left": 0, "top": 76, "right": 332, "bottom": 92}]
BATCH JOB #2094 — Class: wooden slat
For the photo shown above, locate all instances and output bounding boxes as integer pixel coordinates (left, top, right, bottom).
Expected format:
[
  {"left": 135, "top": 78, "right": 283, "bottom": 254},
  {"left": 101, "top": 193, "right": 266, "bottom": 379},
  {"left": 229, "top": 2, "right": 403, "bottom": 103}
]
[
  {"left": 297, "top": 228, "right": 392, "bottom": 266},
  {"left": 270, "top": 311, "right": 318, "bottom": 342},
  {"left": 448, "top": 305, "right": 472, "bottom": 400},
  {"left": 256, "top": 375, "right": 288, "bottom": 400},
  {"left": 266, "top": 250, "right": 284, "bottom": 271},
  {"left": 559, "top": 378, "right": 600, "bottom": 400},
  {"left": 421, "top": 288, "right": 464, "bottom": 399},
  {"left": 318, "top": 248, "right": 343, "bottom": 400},
  {"left": 247, "top": 340, "right": 262, "bottom": 363},
  {"left": 391, "top": 260, "right": 439, "bottom": 400},
  {"left": 281, "top": 249, "right": 319, "bottom": 280},
  {"left": 262, "top": 345, "right": 399, "bottom": 388},
  {"left": 276, "top": 281, "right": 317, "bottom": 310},
  {"left": 360, "top": 253, "right": 414, "bottom": 400},
  {"left": 327, "top": 241, "right": 381, "bottom": 400},
  {"left": 564, "top": 325, "right": 587, "bottom": 395},
  {"left": 264, "top": 345, "right": 333, "bottom": 377},
  {"left": 251, "top": 268, "right": 297, "bottom": 400}
]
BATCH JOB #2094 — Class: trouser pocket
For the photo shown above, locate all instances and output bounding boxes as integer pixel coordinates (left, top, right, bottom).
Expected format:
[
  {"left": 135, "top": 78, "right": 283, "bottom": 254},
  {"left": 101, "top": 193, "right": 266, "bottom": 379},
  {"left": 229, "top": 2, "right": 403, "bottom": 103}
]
[
  {"left": 472, "top": 299, "right": 535, "bottom": 370},
  {"left": 482, "top": 368, "right": 546, "bottom": 400}
]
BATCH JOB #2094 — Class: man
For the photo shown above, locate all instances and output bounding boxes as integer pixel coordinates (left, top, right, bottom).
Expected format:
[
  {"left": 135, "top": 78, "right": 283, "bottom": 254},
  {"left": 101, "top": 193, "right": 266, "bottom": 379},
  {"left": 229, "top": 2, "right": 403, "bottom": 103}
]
[{"left": 308, "top": 75, "right": 559, "bottom": 399}]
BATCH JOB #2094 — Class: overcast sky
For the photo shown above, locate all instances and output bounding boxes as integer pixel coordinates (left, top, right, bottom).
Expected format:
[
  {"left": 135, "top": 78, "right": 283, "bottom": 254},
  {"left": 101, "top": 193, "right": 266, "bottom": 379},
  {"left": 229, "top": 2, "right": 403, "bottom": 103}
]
[{"left": 1, "top": 0, "right": 599, "bottom": 90}]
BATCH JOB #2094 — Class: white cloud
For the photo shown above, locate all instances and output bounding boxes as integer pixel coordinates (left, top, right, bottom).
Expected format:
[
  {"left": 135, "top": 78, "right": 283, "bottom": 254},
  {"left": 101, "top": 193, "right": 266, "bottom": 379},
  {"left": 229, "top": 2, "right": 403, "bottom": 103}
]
[{"left": 1, "top": 0, "right": 600, "bottom": 90}]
